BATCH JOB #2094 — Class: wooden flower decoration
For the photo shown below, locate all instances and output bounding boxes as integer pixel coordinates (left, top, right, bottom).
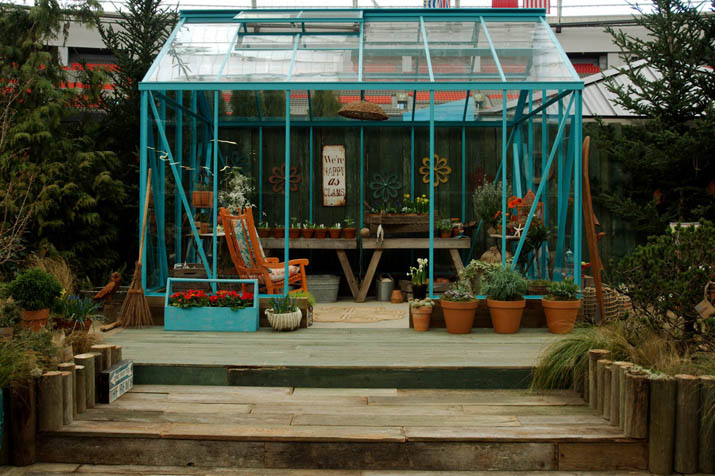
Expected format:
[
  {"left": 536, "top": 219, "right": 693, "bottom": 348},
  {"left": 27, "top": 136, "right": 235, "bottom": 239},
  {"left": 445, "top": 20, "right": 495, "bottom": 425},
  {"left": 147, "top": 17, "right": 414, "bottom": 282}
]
[
  {"left": 369, "top": 173, "right": 400, "bottom": 202},
  {"left": 419, "top": 154, "right": 451, "bottom": 187},
  {"left": 268, "top": 164, "right": 302, "bottom": 194}
]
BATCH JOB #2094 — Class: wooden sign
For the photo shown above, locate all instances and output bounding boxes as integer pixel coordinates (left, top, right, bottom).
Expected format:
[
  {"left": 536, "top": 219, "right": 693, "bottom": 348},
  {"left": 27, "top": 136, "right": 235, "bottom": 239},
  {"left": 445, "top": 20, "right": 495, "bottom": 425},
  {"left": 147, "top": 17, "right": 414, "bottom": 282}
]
[
  {"left": 97, "top": 359, "right": 133, "bottom": 404},
  {"left": 322, "top": 145, "right": 346, "bottom": 207}
]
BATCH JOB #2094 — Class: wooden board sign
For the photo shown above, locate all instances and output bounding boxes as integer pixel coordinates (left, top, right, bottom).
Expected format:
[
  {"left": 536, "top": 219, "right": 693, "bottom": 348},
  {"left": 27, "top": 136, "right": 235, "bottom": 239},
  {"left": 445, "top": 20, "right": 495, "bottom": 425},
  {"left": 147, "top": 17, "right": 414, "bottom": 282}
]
[
  {"left": 322, "top": 145, "right": 346, "bottom": 207},
  {"left": 97, "top": 359, "right": 133, "bottom": 404}
]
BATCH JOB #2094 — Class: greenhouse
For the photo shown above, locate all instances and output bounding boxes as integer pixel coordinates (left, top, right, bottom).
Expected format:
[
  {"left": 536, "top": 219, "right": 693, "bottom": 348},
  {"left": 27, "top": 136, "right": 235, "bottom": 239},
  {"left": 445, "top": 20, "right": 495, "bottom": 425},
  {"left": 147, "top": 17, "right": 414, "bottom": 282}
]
[{"left": 138, "top": 7, "right": 584, "bottom": 298}]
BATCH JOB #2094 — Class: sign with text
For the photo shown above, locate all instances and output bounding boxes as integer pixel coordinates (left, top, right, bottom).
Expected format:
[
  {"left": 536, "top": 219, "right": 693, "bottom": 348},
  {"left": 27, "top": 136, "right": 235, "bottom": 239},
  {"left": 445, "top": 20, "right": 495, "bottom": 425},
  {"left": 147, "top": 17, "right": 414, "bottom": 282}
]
[{"left": 322, "top": 145, "right": 346, "bottom": 207}]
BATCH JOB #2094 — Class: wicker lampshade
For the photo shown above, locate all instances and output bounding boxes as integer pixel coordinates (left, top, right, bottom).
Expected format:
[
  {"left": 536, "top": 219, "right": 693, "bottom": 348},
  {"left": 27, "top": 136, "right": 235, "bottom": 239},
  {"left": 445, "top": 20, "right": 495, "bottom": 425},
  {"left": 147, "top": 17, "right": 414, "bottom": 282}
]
[{"left": 338, "top": 101, "right": 388, "bottom": 121}]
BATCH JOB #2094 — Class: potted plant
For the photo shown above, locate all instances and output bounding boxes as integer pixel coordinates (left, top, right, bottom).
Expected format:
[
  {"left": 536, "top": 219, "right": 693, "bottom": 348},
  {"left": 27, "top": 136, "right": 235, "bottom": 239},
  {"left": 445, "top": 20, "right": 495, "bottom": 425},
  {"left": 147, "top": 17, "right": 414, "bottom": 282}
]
[
  {"left": 265, "top": 295, "right": 302, "bottom": 331},
  {"left": 192, "top": 181, "right": 213, "bottom": 208},
  {"left": 194, "top": 212, "right": 210, "bottom": 234},
  {"left": 410, "top": 297, "right": 434, "bottom": 332},
  {"left": 52, "top": 294, "right": 100, "bottom": 335},
  {"left": 328, "top": 222, "right": 342, "bottom": 239},
  {"left": 528, "top": 279, "right": 551, "bottom": 296},
  {"left": 314, "top": 224, "right": 328, "bottom": 239},
  {"left": 0, "top": 299, "right": 20, "bottom": 340},
  {"left": 482, "top": 267, "right": 528, "bottom": 334},
  {"left": 440, "top": 281, "right": 478, "bottom": 334},
  {"left": 472, "top": 180, "right": 512, "bottom": 234},
  {"left": 9, "top": 268, "right": 62, "bottom": 331},
  {"left": 166, "top": 285, "right": 258, "bottom": 332},
  {"left": 437, "top": 218, "right": 453, "bottom": 238},
  {"left": 257, "top": 221, "right": 271, "bottom": 238},
  {"left": 289, "top": 217, "right": 301, "bottom": 239},
  {"left": 301, "top": 222, "right": 315, "bottom": 239},
  {"left": 219, "top": 168, "right": 254, "bottom": 213},
  {"left": 272, "top": 223, "right": 285, "bottom": 239},
  {"left": 542, "top": 278, "right": 581, "bottom": 334},
  {"left": 459, "top": 259, "right": 501, "bottom": 295},
  {"left": 408, "top": 258, "right": 428, "bottom": 300},
  {"left": 343, "top": 217, "right": 357, "bottom": 239}
]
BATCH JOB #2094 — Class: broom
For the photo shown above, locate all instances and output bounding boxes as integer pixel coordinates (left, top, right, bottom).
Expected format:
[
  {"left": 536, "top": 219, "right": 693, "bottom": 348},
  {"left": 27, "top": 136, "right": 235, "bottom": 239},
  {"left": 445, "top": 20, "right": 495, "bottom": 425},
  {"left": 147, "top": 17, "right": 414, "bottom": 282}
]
[{"left": 116, "top": 168, "right": 153, "bottom": 328}]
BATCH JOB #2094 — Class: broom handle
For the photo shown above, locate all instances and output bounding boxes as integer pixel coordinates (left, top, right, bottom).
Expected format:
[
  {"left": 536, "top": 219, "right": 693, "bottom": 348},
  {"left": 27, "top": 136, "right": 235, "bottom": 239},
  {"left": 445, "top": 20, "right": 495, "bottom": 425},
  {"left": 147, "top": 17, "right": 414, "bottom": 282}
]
[{"left": 138, "top": 168, "right": 152, "bottom": 264}]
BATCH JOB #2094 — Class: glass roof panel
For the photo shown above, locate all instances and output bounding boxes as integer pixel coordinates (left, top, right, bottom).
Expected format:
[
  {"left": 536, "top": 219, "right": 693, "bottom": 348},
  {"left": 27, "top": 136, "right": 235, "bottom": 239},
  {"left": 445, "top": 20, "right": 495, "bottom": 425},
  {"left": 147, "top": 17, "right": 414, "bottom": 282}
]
[
  {"left": 290, "top": 34, "right": 359, "bottom": 82},
  {"left": 150, "top": 23, "right": 238, "bottom": 82},
  {"left": 362, "top": 21, "right": 429, "bottom": 83}
]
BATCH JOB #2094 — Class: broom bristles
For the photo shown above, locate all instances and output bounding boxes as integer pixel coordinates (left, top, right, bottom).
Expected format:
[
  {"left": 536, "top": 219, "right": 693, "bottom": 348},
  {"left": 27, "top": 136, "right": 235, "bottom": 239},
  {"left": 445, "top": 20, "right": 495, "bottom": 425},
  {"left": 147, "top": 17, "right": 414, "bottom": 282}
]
[{"left": 118, "top": 262, "right": 153, "bottom": 328}]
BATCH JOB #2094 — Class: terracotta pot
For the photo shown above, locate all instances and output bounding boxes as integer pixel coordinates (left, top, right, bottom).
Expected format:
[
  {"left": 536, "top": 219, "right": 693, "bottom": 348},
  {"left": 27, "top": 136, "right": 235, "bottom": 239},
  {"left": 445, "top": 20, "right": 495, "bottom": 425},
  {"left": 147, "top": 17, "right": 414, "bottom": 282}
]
[
  {"left": 528, "top": 284, "right": 550, "bottom": 296},
  {"left": 328, "top": 229, "right": 342, "bottom": 239},
  {"left": 258, "top": 228, "right": 271, "bottom": 238},
  {"left": 200, "top": 222, "right": 211, "bottom": 234},
  {"left": 20, "top": 308, "right": 50, "bottom": 331},
  {"left": 542, "top": 298, "right": 581, "bottom": 334},
  {"left": 452, "top": 227, "right": 461, "bottom": 236},
  {"left": 439, "top": 230, "right": 451, "bottom": 239},
  {"left": 487, "top": 299, "right": 525, "bottom": 334},
  {"left": 192, "top": 190, "right": 213, "bottom": 208},
  {"left": 54, "top": 318, "right": 93, "bottom": 336},
  {"left": 314, "top": 229, "right": 328, "bottom": 239},
  {"left": 343, "top": 228, "right": 357, "bottom": 239},
  {"left": 289, "top": 228, "right": 301, "bottom": 239},
  {"left": 412, "top": 306, "right": 432, "bottom": 331},
  {"left": 441, "top": 300, "right": 478, "bottom": 334},
  {"left": 390, "top": 289, "right": 404, "bottom": 303},
  {"left": 301, "top": 228, "right": 315, "bottom": 238},
  {"left": 273, "top": 228, "right": 285, "bottom": 238},
  {"left": 412, "top": 284, "right": 427, "bottom": 300}
]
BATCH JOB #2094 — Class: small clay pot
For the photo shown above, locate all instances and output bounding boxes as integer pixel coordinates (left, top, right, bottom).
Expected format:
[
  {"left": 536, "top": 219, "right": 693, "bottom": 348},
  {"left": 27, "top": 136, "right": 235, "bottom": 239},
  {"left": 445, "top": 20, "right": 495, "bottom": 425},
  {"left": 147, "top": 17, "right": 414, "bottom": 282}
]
[
  {"left": 301, "top": 228, "right": 315, "bottom": 238},
  {"left": 314, "top": 229, "right": 328, "bottom": 239},
  {"left": 289, "top": 228, "right": 301, "bottom": 239},
  {"left": 439, "top": 230, "right": 451, "bottom": 239},
  {"left": 390, "top": 289, "right": 404, "bottom": 303},
  {"left": 273, "top": 228, "right": 285, "bottom": 238},
  {"left": 258, "top": 228, "right": 271, "bottom": 238},
  {"left": 328, "top": 229, "right": 342, "bottom": 239},
  {"left": 343, "top": 228, "right": 357, "bottom": 239},
  {"left": 412, "top": 306, "right": 432, "bottom": 331}
]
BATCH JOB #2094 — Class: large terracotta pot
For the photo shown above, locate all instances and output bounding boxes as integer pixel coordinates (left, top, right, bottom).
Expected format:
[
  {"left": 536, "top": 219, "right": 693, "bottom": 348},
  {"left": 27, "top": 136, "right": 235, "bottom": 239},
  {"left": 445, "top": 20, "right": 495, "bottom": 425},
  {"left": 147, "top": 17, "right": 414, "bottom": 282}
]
[
  {"left": 412, "top": 306, "right": 432, "bottom": 332},
  {"left": 20, "top": 308, "right": 50, "bottom": 331},
  {"left": 542, "top": 298, "right": 581, "bottom": 334},
  {"left": 441, "top": 300, "right": 478, "bottom": 334},
  {"left": 487, "top": 299, "right": 525, "bottom": 334},
  {"left": 343, "top": 228, "right": 357, "bottom": 239}
]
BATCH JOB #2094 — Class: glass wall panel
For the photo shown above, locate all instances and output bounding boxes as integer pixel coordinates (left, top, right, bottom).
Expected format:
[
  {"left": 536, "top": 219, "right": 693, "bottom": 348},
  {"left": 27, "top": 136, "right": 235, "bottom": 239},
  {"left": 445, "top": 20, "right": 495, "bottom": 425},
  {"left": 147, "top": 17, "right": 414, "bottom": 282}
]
[{"left": 362, "top": 21, "right": 429, "bottom": 83}]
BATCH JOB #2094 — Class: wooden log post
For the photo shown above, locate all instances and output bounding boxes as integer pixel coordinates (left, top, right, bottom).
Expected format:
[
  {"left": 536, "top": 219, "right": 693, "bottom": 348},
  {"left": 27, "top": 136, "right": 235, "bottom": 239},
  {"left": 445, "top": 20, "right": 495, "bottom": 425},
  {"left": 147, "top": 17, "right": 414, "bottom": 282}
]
[
  {"left": 699, "top": 375, "right": 715, "bottom": 474},
  {"left": 59, "top": 371, "right": 73, "bottom": 425},
  {"left": 617, "top": 362, "right": 634, "bottom": 430},
  {"left": 624, "top": 368, "right": 649, "bottom": 439},
  {"left": 588, "top": 349, "right": 610, "bottom": 410},
  {"left": 674, "top": 374, "right": 699, "bottom": 474},
  {"left": 9, "top": 383, "right": 36, "bottom": 466},
  {"left": 610, "top": 361, "right": 628, "bottom": 426},
  {"left": 110, "top": 345, "right": 122, "bottom": 366},
  {"left": 596, "top": 358, "right": 611, "bottom": 417},
  {"left": 38, "top": 371, "right": 63, "bottom": 432},
  {"left": 73, "top": 353, "right": 95, "bottom": 409},
  {"left": 602, "top": 360, "right": 614, "bottom": 419},
  {"left": 90, "top": 345, "right": 113, "bottom": 371},
  {"left": 57, "top": 362, "right": 77, "bottom": 418},
  {"left": 75, "top": 364, "right": 86, "bottom": 414},
  {"left": 649, "top": 375, "right": 677, "bottom": 475},
  {"left": 572, "top": 357, "right": 586, "bottom": 398}
]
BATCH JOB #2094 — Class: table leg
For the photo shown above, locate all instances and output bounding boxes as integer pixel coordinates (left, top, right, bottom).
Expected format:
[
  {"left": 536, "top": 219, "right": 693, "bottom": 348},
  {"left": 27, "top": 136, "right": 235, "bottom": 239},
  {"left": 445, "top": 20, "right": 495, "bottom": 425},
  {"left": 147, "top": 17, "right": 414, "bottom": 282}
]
[
  {"left": 336, "top": 250, "right": 359, "bottom": 299},
  {"left": 449, "top": 248, "right": 465, "bottom": 274},
  {"left": 356, "top": 249, "right": 383, "bottom": 303}
]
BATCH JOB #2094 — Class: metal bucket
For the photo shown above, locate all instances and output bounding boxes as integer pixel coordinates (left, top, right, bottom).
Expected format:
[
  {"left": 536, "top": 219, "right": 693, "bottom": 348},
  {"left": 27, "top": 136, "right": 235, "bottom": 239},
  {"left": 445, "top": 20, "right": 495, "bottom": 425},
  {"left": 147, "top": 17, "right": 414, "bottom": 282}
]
[{"left": 376, "top": 274, "right": 394, "bottom": 302}]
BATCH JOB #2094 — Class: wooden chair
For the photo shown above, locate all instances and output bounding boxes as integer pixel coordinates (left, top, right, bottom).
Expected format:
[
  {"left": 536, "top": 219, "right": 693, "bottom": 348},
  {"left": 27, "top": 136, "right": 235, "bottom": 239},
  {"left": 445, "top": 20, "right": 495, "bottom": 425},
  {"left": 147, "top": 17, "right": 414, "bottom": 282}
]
[{"left": 219, "top": 207, "right": 309, "bottom": 294}]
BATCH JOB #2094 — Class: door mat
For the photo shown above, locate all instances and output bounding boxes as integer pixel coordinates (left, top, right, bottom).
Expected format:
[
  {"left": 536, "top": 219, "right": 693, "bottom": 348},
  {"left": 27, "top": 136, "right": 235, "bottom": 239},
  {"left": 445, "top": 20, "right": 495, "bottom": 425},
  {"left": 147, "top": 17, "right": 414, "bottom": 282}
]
[{"left": 313, "top": 306, "right": 406, "bottom": 323}]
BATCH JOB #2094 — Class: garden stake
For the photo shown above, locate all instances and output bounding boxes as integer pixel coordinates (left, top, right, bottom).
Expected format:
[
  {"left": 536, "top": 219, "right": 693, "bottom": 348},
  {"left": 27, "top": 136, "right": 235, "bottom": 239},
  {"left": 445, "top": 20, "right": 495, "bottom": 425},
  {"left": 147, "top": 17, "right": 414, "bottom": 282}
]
[{"left": 118, "top": 168, "right": 153, "bottom": 328}]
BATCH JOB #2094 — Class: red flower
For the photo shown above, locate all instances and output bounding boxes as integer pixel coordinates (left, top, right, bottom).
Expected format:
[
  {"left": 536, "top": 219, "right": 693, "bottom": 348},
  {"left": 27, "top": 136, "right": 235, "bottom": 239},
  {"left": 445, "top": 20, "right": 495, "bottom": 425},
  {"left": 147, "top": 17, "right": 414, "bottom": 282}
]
[
  {"left": 241, "top": 292, "right": 254, "bottom": 301},
  {"left": 507, "top": 196, "right": 522, "bottom": 209},
  {"left": 209, "top": 295, "right": 219, "bottom": 303},
  {"left": 171, "top": 292, "right": 181, "bottom": 298},
  {"left": 228, "top": 291, "right": 238, "bottom": 298}
]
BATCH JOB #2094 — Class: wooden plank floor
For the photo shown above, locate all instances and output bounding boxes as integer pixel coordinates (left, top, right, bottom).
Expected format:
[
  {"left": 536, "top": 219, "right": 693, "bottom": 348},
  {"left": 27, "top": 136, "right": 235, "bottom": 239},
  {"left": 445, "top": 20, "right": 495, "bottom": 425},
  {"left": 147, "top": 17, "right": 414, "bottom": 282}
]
[
  {"left": 38, "top": 386, "right": 648, "bottom": 471},
  {"left": 104, "top": 328, "right": 561, "bottom": 368}
]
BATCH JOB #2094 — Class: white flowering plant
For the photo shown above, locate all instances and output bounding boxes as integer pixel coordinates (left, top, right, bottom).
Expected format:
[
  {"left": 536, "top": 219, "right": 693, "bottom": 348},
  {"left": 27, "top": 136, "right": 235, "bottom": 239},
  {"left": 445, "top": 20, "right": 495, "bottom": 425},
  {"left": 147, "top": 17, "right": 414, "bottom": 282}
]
[
  {"left": 219, "top": 168, "right": 254, "bottom": 213},
  {"left": 408, "top": 258, "right": 428, "bottom": 286}
]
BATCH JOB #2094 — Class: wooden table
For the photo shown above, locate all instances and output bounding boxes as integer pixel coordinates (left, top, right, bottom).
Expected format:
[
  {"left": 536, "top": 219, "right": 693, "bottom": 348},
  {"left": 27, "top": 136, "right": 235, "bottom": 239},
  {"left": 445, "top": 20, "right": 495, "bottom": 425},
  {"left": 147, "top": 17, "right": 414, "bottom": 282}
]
[{"left": 357, "top": 238, "right": 470, "bottom": 302}]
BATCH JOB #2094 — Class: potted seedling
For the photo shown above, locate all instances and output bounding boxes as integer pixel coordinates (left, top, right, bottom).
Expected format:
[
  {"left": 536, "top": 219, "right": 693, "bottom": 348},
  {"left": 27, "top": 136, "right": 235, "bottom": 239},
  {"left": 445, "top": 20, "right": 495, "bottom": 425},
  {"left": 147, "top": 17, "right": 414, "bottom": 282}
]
[
  {"left": 0, "top": 299, "right": 20, "bottom": 340},
  {"left": 53, "top": 294, "right": 101, "bottom": 335},
  {"left": 192, "top": 180, "right": 213, "bottom": 209},
  {"left": 265, "top": 295, "right": 302, "bottom": 331},
  {"left": 410, "top": 297, "right": 434, "bottom": 332},
  {"left": 314, "top": 224, "right": 328, "bottom": 239},
  {"left": 289, "top": 217, "right": 301, "bottom": 239},
  {"left": 527, "top": 279, "right": 551, "bottom": 296},
  {"left": 272, "top": 222, "right": 285, "bottom": 239},
  {"left": 408, "top": 258, "right": 428, "bottom": 300},
  {"left": 343, "top": 218, "right": 357, "bottom": 239},
  {"left": 482, "top": 267, "right": 528, "bottom": 334},
  {"left": 9, "top": 268, "right": 62, "bottom": 331},
  {"left": 542, "top": 278, "right": 581, "bottom": 334},
  {"left": 257, "top": 221, "right": 271, "bottom": 238},
  {"left": 328, "top": 222, "right": 342, "bottom": 239},
  {"left": 301, "top": 222, "right": 315, "bottom": 239},
  {"left": 437, "top": 218, "right": 453, "bottom": 238},
  {"left": 440, "top": 280, "right": 478, "bottom": 334}
]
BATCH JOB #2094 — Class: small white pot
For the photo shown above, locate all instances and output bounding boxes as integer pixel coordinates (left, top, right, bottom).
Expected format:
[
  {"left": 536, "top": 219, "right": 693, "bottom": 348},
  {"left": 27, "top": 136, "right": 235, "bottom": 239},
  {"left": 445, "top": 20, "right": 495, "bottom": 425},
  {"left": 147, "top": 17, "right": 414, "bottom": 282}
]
[{"left": 266, "top": 309, "right": 302, "bottom": 331}]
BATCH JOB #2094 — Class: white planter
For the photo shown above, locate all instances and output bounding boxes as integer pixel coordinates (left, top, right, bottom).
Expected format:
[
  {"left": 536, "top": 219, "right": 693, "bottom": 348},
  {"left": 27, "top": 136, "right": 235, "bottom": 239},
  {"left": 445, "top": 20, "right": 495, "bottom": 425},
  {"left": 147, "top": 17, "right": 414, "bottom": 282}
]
[{"left": 266, "top": 309, "right": 302, "bottom": 331}]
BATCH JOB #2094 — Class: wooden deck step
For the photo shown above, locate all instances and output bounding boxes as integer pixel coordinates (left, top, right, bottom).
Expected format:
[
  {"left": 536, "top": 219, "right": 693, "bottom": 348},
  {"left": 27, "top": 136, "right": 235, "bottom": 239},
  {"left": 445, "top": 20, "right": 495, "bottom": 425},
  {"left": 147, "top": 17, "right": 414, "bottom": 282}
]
[{"left": 37, "top": 386, "right": 648, "bottom": 472}]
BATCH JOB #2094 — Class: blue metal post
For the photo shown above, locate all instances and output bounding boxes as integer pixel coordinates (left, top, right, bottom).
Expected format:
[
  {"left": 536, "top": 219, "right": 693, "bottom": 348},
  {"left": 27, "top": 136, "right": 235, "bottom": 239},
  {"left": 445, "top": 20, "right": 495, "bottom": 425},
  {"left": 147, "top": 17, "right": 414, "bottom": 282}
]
[
  {"left": 574, "top": 90, "right": 583, "bottom": 286},
  {"left": 175, "top": 91, "right": 183, "bottom": 268},
  {"left": 501, "top": 90, "right": 507, "bottom": 266},
  {"left": 410, "top": 127, "right": 415, "bottom": 198},
  {"left": 258, "top": 126, "right": 263, "bottom": 218},
  {"left": 461, "top": 126, "right": 466, "bottom": 221},
  {"left": 541, "top": 89, "right": 549, "bottom": 279},
  {"left": 140, "top": 91, "right": 148, "bottom": 290},
  {"left": 284, "top": 91, "right": 290, "bottom": 296},
  {"left": 527, "top": 91, "right": 534, "bottom": 192},
  {"left": 212, "top": 91, "right": 219, "bottom": 283},
  {"left": 428, "top": 89, "right": 435, "bottom": 297}
]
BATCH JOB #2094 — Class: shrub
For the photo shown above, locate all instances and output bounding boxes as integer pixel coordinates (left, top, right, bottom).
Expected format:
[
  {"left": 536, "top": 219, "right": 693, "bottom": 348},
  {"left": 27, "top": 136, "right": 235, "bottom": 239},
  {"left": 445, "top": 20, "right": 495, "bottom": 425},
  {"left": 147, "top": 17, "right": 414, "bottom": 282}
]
[
  {"left": 441, "top": 281, "right": 476, "bottom": 302},
  {"left": 472, "top": 180, "right": 512, "bottom": 229},
  {"left": 546, "top": 278, "right": 580, "bottom": 301},
  {"left": 0, "top": 299, "right": 21, "bottom": 327},
  {"left": 481, "top": 267, "right": 527, "bottom": 301},
  {"left": 8, "top": 268, "right": 62, "bottom": 311}
]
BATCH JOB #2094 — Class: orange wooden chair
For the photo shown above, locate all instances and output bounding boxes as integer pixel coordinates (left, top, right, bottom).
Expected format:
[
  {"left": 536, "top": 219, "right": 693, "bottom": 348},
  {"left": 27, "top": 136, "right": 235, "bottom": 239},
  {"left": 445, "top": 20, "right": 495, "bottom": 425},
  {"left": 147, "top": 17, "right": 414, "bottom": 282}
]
[{"left": 219, "top": 207, "right": 308, "bottom": 294}]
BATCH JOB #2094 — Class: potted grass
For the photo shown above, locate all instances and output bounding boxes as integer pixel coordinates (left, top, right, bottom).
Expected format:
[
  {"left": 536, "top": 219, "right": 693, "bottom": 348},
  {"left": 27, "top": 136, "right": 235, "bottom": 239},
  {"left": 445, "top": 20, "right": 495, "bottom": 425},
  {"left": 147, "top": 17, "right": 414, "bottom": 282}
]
[
  {"left": 272, "top": 223, "right": 285, "bottom": 239},
  {"left": 328, "top": 222, "right": 342, "bottom": 239},
  {"left": 265, "top": 295, "right": 302, "bottom": 331},
  {"left": 289, "top": 217, "right": 301, "bottom": 239},
  {"left": 9, "top": 268, "right": 62, "bottom": 331},
  {"left": 542, "top": 278, "right": 581, "bottom": 334},
  {"left": 257, "top": 221, "right": 271, "bottom": 238},
  {"left": 440, "top": 281, "right": 478, "bottom": 334},
  {"left": 53, "top": 294, "right": 100, "bottom": 335},
  {"left": 343, "top": 217, "right": 357, "bottom": 239},
  {"left": 301, "top": 222, "right": 315, "bottom": 239},
  {"left": 482, "top": 267, "right": 527, "bottom": 334},
  {"left": 314, "top": 224, "right": 328, "bottom": 239},
  {"left": 437, "top": 218, "right": 453, "bottom": 238},
  {"left": 0, "top": 299, "right": 20, "bottom": 340},
  {"left": 410, "top": 297, "right": 434, "bottom": 332}
]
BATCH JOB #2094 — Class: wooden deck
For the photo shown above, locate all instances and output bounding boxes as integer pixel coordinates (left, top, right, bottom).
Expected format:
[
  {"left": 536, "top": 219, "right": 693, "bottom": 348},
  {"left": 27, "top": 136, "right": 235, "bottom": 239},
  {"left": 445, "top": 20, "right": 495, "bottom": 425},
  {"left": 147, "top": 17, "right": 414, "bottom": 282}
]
[
  {"left": 37, "top": 385, "right": 648, "bottom": 471},
  {"left": 104, "top": 327, "right": 562, "bottom": 388}
]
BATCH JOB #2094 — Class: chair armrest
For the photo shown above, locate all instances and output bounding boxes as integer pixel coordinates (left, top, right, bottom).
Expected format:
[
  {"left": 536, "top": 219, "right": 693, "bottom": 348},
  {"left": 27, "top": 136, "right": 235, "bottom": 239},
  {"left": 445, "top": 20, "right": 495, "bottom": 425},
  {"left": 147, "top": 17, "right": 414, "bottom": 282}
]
[
  {"left": 288, "top": 259, "right": 309, "bottom": 266},
  {"left": 263, "top": 258, "right": 309, "bottom": 269},
  {"left": 265, "top": 257, "right": 280, "bottom": 263}
]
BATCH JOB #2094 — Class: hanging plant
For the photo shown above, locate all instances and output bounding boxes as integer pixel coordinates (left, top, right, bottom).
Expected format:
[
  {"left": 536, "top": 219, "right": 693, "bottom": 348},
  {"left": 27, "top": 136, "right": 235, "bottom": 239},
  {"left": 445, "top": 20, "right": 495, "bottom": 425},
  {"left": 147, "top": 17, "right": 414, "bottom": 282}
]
[{"left": 419, "top": 154, "right": 451, "bottom": 187}]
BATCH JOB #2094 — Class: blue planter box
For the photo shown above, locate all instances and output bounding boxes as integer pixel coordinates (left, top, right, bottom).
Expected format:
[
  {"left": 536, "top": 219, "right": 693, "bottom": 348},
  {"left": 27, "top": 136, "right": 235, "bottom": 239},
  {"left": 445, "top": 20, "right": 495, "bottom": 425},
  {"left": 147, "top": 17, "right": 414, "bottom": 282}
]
[{"left": 164, "top": 278, "right": 259, "bottom": 332}]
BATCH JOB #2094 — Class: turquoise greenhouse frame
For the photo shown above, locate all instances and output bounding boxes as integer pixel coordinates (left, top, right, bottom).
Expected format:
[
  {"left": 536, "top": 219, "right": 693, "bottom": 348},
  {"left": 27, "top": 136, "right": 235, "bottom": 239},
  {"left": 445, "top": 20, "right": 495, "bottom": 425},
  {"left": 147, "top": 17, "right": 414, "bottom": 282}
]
[{"left": 138, "top": 7, "right": 584, "bottom": 298}]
